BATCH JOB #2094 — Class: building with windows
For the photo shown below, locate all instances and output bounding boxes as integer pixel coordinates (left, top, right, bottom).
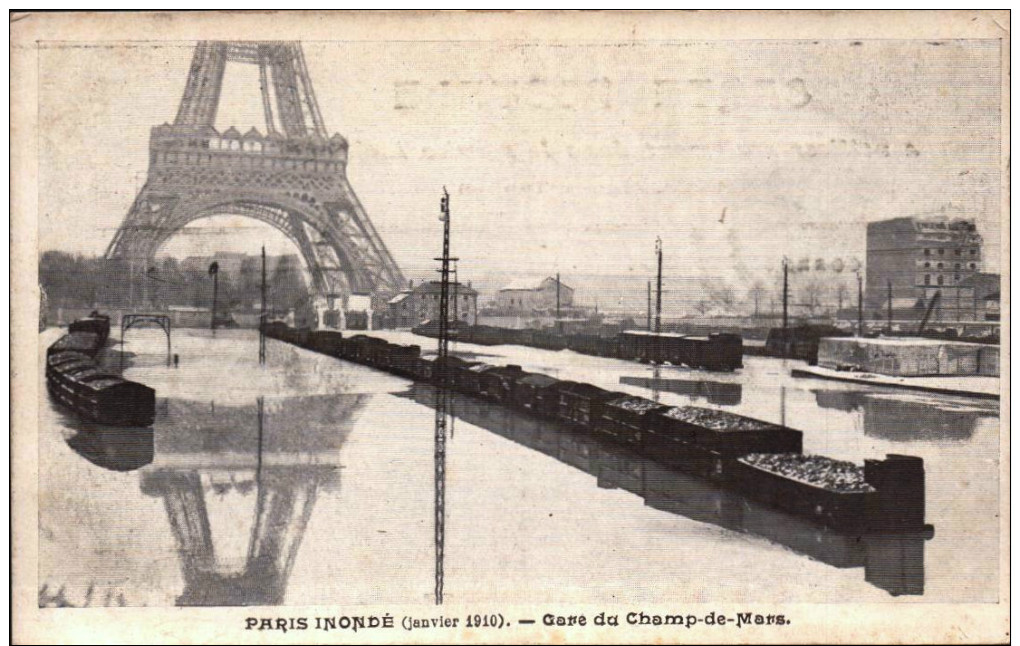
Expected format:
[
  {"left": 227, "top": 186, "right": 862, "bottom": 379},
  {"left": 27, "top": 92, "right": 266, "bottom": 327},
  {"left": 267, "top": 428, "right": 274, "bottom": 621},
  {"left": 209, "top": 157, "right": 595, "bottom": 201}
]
[
  {"left": 494, "top": 276, "right": 573, "bottom": 313},
  {"left": 956, "top": 272, "right": 1001, "bottom": 322},
  {"left": 386, "top": 280, "right": 478, "bottom": 328},
  {"left": 865, "top": 215, "right": 984, "bottom": 322}
]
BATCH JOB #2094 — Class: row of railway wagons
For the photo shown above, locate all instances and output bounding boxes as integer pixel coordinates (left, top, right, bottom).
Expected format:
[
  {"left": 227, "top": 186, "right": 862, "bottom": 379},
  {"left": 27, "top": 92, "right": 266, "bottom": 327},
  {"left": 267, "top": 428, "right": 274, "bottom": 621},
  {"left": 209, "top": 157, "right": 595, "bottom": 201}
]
[
  {"left": 265, "top": 322, "right": 927, "bottom": 534},
  {"left": 412, "top": 324, "right": 744, "bottom": 372}
]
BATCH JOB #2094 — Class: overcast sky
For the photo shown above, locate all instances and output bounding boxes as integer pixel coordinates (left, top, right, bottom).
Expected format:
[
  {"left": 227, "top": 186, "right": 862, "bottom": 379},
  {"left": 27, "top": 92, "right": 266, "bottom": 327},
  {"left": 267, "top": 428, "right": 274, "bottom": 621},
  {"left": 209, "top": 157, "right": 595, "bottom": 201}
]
[{"left": 39, "top": 38, "right": 1002, "bottom": 289}]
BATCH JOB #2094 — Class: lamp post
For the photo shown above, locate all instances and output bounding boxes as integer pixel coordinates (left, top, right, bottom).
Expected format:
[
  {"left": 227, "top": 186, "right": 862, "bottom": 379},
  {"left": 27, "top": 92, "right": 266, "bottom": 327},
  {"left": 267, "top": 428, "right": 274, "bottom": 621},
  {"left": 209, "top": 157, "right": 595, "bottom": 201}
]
[{"left": 208, "top": 261, "right": 219, "bottom": 332}]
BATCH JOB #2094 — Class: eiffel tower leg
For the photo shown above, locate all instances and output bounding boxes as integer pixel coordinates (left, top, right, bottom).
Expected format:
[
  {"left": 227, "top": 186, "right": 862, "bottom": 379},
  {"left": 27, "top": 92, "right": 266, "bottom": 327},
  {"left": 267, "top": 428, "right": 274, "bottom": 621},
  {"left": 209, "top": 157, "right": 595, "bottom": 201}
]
[
  {"left": 246, "top": 473, "right": 320, "bottom": 603},
  {"left": 105, "top": 186, "right": 181, "bottom": 263},
  {"left": 285, "top": 214, "right": 329, "bottom": 297},
  {"left": 141, "top": 471, "right": 215, "bottom": 581},
  {"left": 332, "top": 175, "right": 405, "bottom": 295}
]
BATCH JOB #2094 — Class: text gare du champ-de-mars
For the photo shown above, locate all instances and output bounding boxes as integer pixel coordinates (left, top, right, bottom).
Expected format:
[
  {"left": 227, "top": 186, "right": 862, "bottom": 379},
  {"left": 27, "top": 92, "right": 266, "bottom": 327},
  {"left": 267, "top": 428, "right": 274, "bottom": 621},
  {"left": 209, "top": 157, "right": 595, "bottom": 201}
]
[{"left": 244, "top": 611, "right": 791, "bottom": 633}]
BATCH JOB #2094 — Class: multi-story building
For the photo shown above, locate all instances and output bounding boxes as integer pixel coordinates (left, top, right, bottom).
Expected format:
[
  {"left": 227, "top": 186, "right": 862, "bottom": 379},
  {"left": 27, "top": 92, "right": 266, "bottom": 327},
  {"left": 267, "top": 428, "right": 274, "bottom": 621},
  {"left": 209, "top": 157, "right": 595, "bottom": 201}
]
[
  {"left": 493, "top": 276, "right": 574, "bottom": 313},
  {"left": 866, "top": 215, "right": 984, "bottom": 322},
  {"left": 386, "top": 280, "right": 478, "bottom": 328}
]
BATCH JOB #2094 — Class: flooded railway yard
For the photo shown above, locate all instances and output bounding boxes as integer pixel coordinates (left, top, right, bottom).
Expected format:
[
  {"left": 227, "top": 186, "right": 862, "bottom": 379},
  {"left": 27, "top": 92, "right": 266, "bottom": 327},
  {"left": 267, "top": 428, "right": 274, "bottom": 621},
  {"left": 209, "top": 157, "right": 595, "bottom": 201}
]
[{"left": 38, "top": 327, "right": 1000, "bottom": 607}]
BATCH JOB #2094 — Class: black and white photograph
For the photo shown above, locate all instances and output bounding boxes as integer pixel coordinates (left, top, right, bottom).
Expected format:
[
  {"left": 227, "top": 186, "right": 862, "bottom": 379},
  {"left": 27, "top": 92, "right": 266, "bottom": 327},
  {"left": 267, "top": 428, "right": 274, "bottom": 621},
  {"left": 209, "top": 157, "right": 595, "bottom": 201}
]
[{"left": 11, "top": 10, "right": 1009, "bottom": 644}]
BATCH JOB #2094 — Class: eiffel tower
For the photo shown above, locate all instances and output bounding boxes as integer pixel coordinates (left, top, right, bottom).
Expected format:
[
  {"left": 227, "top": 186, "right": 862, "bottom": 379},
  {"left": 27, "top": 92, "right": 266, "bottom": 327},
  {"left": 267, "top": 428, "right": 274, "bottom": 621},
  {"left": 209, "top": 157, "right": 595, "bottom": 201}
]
[{"left": 105, "top": 41, "right": 405, "bottom": 316}]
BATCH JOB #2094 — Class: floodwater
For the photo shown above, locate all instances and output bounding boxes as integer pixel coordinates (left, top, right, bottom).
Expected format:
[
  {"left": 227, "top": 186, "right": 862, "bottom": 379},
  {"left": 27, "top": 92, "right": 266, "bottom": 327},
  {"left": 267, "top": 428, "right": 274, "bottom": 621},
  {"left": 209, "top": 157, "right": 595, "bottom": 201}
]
[{"left": 38, "top": 327, "right": 1000, "bottom": 607}]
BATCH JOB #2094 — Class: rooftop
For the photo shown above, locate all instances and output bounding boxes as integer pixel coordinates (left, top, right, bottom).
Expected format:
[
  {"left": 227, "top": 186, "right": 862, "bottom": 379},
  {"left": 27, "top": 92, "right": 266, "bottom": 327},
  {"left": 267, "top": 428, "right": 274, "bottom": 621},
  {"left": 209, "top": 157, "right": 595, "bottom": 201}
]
[
  {"left": 413, "top": 280, "right": 478, "bottom": 296},
  {"left": 499, "top": 276, "right": 571, "bottom": 291}
]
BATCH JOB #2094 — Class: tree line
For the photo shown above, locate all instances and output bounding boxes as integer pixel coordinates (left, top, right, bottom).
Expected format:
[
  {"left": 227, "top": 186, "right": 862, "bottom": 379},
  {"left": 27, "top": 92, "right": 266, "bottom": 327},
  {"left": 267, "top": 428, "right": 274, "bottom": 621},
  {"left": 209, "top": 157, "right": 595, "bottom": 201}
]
[{"left": 39, "top": 251, "right": 311, "bottom": 313}]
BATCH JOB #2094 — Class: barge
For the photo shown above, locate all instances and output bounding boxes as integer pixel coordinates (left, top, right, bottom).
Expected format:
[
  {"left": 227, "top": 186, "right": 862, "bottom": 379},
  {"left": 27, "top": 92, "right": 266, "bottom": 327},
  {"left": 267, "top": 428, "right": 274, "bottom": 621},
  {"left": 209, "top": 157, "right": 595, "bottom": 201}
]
[
  {"left": 45, "top": 315, "right": 156, "bottom": 427},
  {"left": 264, "top": 324, "right": 928, "bottom": 535}
]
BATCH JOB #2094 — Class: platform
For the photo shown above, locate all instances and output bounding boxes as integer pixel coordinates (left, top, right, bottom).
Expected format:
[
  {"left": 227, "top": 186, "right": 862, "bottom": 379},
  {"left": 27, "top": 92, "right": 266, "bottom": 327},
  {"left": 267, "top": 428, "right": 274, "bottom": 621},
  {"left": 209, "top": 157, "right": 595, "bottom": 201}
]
[{"left": 791, "top": 364, "right": 1000, "bottom": 400}]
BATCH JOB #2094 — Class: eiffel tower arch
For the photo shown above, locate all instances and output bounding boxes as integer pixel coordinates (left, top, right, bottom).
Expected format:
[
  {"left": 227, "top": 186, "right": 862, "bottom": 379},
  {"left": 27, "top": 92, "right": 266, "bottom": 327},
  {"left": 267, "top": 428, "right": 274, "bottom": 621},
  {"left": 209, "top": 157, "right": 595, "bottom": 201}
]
[{"left": 105, "top": 41, "right": 405, "bottom": 316}]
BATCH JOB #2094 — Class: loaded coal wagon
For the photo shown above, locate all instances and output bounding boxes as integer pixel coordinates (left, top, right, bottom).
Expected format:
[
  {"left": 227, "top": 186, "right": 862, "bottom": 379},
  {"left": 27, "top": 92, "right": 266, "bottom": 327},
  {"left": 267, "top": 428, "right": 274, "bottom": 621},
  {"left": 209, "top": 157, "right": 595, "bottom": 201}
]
[
  {"left": 642, "top": 406, "right": 802, "bottom": 477},
  {"left": 595, "top": 396, "right": 669, "bottom": 446},
  {"left": 306, "top": 330, "right": 345, "bottom": 357},
  {"left": 548, "top": 381, "right": 626, "bottom": 428},
  {"left": 512, "top": 373, "right": 561, "bottom": 413},
  {"left": 385, "top": 344, "right": 422, "bottom": 377},
  {"left": 477, "top": 365, "right": 526, "bottom": 403},
  {"left": 728, "top": 453, "right": 924, "bottom": 533}
]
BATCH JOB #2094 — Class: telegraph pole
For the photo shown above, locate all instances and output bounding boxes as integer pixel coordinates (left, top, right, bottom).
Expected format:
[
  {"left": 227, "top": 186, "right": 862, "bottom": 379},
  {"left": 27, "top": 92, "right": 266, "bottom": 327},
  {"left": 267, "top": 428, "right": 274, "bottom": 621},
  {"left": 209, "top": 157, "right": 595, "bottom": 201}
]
[
  {"left": 452, "top": 263, "right": 459, "bottom": 333},
  {"left": 259, "top": 245, "right": 267, "bottom": 364},
  {"left": 556, "top": 272, "right": 561, "bottom": 334},
  {"left": 886, "top": 279, "right": 893, "bottom": 334},
  {"left": 432, "top": 188, "right": 455, "bottom": 606},
  {"left": 857, "top": 272, "right": 863, "bottom": 337},
  {"left": 647, "top": 281, "right": 652, "bottom": 331},
  {"left": 782, "top": 259, "right": 789, "bottom": 331},
  {"left": 655, "top": 237, "right": 663, "bottom": 334}
]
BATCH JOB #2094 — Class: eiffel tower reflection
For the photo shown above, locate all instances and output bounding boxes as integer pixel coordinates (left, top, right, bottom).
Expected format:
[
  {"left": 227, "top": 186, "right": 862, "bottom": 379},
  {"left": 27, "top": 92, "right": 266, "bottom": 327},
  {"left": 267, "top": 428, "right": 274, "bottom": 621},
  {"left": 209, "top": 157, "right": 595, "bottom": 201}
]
[{"left": 139, "top": 394, "right": 367, "bottom": 606}]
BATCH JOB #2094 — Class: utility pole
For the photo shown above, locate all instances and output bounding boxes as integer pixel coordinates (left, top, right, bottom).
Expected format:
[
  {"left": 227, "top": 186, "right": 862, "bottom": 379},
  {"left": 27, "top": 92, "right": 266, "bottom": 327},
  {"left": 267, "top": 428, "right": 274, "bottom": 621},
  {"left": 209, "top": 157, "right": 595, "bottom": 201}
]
[
  {"left": 432, "top": 187, "right": 455, "bottom": 606},
  {"left": 647, "top": 281, "right": 652, "bottom": 331},
  {"left": 259, "top": 245, "right": 267, "bottom": 364},
  {"left": 556, "top": 272, "right": 561, "bottom": 334},
  {"left": 782, "top": 259, "right": 789, "bottom": 331},
  {"left": 887, "top": 279, "right": 893, "bottom": 334},
  {"left": 452, "top": 263, "right": 459, "bottom": 333},
  {"left": 857, "top": 272, "right": 863, "bottom": 337},
  {"left": 655, "top": 237, "right": 663, "bottom": 334}
]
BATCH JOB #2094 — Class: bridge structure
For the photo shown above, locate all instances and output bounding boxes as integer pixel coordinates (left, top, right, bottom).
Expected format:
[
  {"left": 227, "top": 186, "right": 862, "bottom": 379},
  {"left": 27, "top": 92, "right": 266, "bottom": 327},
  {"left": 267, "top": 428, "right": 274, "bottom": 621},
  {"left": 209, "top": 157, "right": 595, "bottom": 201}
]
[{"left": 105, "top": 41, "right": 406, "bottom": 325}]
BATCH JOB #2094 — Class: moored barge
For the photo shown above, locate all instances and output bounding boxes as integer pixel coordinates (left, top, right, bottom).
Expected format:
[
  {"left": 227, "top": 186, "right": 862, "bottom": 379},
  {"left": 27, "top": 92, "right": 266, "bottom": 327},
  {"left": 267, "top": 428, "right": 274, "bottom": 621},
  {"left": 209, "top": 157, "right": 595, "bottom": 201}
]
[{"left": 45, "top": 315, "right": 156, "bottom": 427}]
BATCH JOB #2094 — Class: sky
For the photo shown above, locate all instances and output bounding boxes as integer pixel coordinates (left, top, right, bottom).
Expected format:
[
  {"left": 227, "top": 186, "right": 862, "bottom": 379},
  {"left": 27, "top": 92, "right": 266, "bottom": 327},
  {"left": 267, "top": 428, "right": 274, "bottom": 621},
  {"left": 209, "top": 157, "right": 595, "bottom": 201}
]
[{"left": 38, "top": 38, "right": 1002, "bottom": 299}]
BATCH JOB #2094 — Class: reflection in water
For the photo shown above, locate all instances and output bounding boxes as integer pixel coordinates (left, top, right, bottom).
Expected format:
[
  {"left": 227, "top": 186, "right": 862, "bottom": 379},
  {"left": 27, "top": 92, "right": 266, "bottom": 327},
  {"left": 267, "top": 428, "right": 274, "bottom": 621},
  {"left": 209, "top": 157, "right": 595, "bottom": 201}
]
[
  {"left": 813, "top": 390, "right": 992, "bottom": 441},
  {"left": 399, "top": 383, "right": 931, "bottom": 597},
  {"left": 138, "top": 393, "right": 367, "bottom": 606},
  {"left": 65, "top": 425, "right": 154, "bottom": 472},
  {"left": 620, "top": 375, "right": 742, "bottom": 406}
]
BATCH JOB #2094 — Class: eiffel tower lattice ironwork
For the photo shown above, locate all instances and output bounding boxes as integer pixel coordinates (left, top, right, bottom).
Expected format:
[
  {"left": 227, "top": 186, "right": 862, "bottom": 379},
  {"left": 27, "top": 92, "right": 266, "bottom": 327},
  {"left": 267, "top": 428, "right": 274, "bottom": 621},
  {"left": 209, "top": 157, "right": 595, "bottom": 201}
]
[{"left": 105, "top": 41, "right": 405, "bottom": 306}]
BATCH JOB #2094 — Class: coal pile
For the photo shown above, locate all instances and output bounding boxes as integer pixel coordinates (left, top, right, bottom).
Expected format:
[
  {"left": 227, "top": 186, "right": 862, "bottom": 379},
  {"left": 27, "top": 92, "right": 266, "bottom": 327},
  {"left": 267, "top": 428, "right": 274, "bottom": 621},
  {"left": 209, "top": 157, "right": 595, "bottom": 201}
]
[
  {"left": 611, "top": 398, "right": 661, "bottom": 413},
  {"left": 662, "top": 406, "right": 773, "bottom": 432},
  {"left": 741, "top": 453, "right": 875, "bottom": 493}
]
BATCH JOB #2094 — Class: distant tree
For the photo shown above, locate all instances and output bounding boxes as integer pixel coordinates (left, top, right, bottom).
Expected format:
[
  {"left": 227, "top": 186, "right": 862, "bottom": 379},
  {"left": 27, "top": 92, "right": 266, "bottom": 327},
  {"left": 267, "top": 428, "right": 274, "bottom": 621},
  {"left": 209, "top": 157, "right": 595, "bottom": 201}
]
[
  {"left": 269, "top": 255, "right": 309, "bottom": 311},
  {"left": 747, "top": 280, "right": 766, "bottom": 317},
  {"left": 801, "top": 277, "right": 827, "bottom": 315},
  {"left": 835, "top": 281, "right": 850, "bottom": 312}
]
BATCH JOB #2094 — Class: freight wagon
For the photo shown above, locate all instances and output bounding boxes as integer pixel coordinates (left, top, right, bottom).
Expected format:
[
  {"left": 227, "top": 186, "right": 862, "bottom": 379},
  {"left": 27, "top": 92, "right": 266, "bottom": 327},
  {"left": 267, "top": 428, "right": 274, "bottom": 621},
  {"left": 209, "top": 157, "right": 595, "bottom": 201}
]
[
  {"left": 306, "top": 330, "right": 345, "bottom": 357},
  {"left": 595, "top": 396, "right": 669, "bottom": 446},
  {"left": 548, "top": 381, "right": 625, "bottom": 428},
  {"left": 414, "top": 325, "right": 744, "bottom": 372},
  {"left": 266, "top": 323, "right": 927, "bottom": 534},
  {"left": 512, "top": 373, "right": 560, "bottom": 413},
  {"left": 477, "top": 365, "right": 525, "bottom": 403}
]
